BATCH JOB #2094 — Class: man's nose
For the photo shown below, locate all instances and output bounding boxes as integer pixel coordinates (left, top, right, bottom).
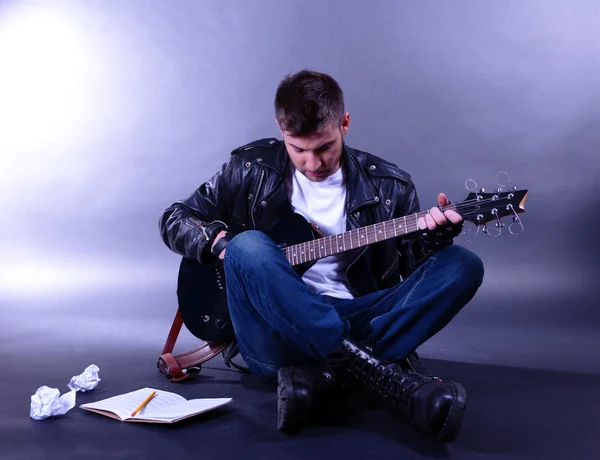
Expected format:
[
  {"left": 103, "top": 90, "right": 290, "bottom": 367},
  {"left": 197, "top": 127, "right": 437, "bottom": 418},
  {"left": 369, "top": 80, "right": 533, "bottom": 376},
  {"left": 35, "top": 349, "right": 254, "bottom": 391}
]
[{"left": 306, "top": 153, "right": 322, "bottom": 171}]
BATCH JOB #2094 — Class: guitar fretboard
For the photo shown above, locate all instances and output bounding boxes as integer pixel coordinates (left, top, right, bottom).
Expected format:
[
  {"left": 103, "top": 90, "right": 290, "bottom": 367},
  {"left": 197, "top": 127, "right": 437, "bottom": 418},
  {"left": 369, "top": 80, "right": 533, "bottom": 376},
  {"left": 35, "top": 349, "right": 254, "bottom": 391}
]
[{"left": 283, "top": 207, "right": 451, "bottom": 266}]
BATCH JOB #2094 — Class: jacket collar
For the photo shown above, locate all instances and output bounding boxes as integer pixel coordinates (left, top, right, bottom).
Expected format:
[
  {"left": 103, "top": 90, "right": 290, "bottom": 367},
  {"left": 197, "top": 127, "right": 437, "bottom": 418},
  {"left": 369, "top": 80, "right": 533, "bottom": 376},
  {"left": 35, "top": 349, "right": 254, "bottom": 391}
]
[{"left": 262, "top": 140, "right": 379, "bottom": 213}]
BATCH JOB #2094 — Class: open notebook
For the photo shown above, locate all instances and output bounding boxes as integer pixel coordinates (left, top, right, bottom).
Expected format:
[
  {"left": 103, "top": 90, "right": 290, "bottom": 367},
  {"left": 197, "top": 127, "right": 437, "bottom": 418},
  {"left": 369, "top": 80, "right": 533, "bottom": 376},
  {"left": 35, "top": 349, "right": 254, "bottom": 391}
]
[{"left": 80, "top": 387, "right": 232, "bottom": 424}]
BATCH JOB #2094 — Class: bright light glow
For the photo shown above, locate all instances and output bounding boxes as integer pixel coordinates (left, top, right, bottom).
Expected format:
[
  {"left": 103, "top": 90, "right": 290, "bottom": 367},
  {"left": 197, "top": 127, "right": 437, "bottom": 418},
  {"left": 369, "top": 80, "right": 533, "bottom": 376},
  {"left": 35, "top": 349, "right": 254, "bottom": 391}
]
[
  {"left": 0, "top": 258, "right": 175, "bottom": 295},
  {"left": 0, "top": 5, "right": 96, "bottom": 186}
]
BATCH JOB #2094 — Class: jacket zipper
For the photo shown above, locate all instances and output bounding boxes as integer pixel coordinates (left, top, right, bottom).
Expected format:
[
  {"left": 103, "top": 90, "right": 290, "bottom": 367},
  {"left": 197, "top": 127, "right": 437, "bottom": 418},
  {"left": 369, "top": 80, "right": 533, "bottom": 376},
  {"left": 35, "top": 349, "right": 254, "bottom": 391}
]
[
  {"left": 381, "top": 251, "right": 400, "bottom": 282},
  {"left": 250, "top": 168, "right": 266, "bottom": 229}
]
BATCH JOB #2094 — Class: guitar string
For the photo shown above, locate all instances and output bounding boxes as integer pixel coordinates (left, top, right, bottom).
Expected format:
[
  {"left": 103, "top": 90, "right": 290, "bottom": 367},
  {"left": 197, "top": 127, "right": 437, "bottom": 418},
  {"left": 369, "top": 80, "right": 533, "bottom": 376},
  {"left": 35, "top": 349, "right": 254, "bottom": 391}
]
[{"left": 284, "top": 195, "right": 520, "bottom": 262}]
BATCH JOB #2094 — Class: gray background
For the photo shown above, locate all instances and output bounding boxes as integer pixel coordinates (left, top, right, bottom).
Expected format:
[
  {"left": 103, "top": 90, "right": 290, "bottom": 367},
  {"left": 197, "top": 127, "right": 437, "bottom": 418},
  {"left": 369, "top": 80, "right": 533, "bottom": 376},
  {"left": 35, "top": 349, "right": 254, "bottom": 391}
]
[{"left": 1, "top": 0, "right": 599, "bottom": 378}]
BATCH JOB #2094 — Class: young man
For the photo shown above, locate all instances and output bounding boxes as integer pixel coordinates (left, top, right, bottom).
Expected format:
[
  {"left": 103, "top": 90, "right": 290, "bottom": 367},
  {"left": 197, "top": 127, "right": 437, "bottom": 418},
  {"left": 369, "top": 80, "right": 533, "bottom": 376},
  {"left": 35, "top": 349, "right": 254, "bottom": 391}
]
[{"left": 159, "top": 70, "right": 484, "bottom": 442}]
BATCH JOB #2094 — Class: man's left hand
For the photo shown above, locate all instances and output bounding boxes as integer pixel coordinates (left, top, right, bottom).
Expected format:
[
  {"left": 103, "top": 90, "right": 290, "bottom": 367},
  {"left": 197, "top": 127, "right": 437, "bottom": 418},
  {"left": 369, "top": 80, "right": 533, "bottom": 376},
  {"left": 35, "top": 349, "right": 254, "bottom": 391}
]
[{"left": 417, "top": 193, "right": 462, "bottom": 231}]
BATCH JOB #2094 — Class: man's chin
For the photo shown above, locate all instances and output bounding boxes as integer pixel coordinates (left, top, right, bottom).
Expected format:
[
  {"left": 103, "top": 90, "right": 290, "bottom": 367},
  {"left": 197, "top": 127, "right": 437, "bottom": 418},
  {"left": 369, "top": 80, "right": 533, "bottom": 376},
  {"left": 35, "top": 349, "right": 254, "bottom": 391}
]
[{"left": 304, "top": 171, "right": 329, "bottom": 181}]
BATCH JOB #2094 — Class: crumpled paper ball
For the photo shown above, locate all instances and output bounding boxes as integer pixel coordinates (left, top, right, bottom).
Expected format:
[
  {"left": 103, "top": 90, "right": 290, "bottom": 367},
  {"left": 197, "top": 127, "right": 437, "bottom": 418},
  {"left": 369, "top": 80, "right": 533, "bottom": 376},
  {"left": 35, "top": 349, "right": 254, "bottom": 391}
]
[
  {"left": 30, "top": 386, "right": 76, "bottom": 420},
  {"left": 67, "top": 364, "right": 101, "bottom": 392}
]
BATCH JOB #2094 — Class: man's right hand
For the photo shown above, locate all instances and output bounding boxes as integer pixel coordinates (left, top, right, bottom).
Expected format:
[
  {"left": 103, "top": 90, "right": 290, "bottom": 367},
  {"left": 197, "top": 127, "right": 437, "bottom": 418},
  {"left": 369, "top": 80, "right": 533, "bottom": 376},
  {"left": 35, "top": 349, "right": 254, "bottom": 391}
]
[{"left": 211, "top": 230, "right": 229, "bottom": 259}]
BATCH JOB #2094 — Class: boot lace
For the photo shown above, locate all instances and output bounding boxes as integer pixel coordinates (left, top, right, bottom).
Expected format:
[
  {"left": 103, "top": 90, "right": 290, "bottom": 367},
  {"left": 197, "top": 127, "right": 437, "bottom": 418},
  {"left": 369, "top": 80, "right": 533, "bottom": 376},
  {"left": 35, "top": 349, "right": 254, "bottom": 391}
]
[
  {"left": 313, "top": 368, "right": 340, "bottom": 393},
  {"left": 346, "top": 353, "right": 426, "bottom": 412}
]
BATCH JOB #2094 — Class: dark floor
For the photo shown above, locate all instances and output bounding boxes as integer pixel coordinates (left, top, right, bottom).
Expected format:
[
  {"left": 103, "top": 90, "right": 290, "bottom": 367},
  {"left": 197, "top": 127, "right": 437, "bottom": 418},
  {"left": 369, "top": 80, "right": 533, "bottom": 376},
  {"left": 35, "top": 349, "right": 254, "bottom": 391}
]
[
  {"left": 3, "top": 350, "right": 600, "bottom": 460},
  {"left": 2, "top": 287, "right": 600, "bottom": 460}
]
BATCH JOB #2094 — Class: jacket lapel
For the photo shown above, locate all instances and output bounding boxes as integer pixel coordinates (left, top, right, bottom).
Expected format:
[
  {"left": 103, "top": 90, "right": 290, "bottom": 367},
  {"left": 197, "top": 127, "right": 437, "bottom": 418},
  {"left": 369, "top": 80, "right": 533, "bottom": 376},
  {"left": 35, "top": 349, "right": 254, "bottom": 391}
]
[{"left": 342, "top": 144, "right": 380, "bottom": 229}]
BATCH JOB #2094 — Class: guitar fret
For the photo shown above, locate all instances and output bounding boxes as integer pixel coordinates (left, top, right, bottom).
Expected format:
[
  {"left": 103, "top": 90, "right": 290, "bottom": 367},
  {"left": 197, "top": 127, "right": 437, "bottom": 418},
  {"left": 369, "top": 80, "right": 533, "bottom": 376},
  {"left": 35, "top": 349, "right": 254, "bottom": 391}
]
[{"left": 408, "top": 214, "right": 416, "bottom": 232}]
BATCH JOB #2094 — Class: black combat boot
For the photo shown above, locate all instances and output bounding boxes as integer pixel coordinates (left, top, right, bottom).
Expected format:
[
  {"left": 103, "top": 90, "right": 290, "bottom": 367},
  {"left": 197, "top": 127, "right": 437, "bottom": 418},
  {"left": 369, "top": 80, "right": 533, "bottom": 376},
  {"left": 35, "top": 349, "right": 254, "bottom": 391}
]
[
  {"left": 340, "top": 339, "right": 466, "bottom": 442},
  {"left": 277, "top": 363, "right": 347, "bottom": 433},
  {"left": 403, "top": 350, "right": 439, "bottom": 380}
]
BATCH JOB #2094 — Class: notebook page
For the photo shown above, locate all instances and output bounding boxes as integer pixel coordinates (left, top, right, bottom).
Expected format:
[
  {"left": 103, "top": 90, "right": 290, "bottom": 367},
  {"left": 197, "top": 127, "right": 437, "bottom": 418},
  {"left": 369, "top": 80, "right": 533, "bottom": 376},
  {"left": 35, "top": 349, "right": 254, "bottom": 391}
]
[
  {"left": 81, "top": 388, "right": 186, "bottom": 421},
  {"left": 136, "top": 398, "right": 232, "bottom": 422}
]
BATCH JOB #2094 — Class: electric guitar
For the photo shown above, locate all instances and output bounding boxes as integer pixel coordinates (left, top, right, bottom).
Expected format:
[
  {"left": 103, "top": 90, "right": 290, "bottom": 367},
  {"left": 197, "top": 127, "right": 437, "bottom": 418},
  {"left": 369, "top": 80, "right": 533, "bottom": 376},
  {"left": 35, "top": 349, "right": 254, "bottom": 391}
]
[{"left": 176, "top": 188, "right": 528, "bottom": 343}]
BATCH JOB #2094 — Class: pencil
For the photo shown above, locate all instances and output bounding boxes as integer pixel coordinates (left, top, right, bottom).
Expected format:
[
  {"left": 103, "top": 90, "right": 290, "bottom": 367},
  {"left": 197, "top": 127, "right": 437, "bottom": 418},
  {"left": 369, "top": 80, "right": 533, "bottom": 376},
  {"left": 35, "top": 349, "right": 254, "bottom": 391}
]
[{"left": 130, "top": 391, "right": 157, "bottom": 417}]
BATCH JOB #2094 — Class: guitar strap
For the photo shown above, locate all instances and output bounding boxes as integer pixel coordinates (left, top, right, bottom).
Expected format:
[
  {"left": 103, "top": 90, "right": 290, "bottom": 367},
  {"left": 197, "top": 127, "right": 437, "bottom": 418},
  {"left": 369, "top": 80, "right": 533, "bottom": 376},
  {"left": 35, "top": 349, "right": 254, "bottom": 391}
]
[{"left": 156, "top": 309, "right": 250, "bottom": 382}]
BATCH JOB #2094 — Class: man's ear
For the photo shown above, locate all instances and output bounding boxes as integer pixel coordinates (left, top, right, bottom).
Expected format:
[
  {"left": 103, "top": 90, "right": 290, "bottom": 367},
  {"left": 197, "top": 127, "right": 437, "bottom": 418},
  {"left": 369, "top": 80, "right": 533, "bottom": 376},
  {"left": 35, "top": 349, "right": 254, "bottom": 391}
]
[{"left": 341, "top": 112, "right": 350, "bottom": 135}]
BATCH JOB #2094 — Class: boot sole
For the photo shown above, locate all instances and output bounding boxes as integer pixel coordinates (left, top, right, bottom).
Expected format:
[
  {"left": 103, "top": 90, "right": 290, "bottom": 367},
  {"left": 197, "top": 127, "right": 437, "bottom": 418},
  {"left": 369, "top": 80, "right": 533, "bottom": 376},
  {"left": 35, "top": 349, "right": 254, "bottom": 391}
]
[
  {"left": 437, "top": 382, "right": 467, "bottom": 443},
  {"left": 277, "top": 369, "right": 308, "bottom": 433}
]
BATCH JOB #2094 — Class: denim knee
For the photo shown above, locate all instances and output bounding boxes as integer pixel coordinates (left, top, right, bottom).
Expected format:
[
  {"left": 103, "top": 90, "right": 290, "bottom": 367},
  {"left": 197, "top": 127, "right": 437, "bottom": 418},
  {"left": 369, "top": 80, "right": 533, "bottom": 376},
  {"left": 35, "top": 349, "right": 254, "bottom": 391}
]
[
  {"left": 225, "top": 230, "right": 274, "bottom": 264},
  {"left": 437, "top": 244, "right": 485, "bottom": 288}
]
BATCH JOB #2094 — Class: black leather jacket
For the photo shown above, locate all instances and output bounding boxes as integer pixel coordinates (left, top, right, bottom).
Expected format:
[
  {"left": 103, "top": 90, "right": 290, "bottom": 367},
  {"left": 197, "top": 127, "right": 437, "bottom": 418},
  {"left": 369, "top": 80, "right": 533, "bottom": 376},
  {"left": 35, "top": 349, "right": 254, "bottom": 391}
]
[{"left": 159, "top": 138, "right": 435, "bottom": 297}]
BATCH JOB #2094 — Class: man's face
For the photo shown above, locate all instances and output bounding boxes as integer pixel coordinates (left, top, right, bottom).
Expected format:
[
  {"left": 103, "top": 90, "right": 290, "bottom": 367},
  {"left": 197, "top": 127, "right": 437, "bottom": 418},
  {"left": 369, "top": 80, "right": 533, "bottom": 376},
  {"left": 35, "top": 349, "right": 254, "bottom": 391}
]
[{"left": 279, "top": 113, "right": 350, "bottom": 182}]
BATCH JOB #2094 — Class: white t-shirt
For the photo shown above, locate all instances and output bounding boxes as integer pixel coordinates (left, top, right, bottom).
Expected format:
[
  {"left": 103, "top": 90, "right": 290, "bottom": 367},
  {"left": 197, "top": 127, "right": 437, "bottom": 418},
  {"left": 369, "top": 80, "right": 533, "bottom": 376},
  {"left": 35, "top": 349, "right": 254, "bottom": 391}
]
[{"left": 286, "top": 163, "right": 354, "bottom": 299}]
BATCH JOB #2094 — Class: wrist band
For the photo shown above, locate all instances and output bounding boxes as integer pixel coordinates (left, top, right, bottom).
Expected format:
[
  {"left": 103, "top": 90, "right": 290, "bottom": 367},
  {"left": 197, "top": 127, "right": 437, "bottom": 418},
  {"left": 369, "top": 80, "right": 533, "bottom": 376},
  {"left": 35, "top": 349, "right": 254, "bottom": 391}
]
[{"left": 211, "top": 232, "right": 235, "bottom": 257}]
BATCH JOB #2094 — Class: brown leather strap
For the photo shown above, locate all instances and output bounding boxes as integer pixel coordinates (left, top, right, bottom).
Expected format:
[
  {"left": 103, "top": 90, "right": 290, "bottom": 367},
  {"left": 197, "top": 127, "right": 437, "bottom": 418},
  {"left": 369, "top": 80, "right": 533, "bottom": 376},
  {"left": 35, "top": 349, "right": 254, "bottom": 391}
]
[
  {"left": 157, "top": 308, "right": 231, "bottom": 382},
  {"left": 161, "top": 310, "right": 184, "bottom": 356},
  {"left": 158, "top": 353, "right": 186, "bottom": 381}
]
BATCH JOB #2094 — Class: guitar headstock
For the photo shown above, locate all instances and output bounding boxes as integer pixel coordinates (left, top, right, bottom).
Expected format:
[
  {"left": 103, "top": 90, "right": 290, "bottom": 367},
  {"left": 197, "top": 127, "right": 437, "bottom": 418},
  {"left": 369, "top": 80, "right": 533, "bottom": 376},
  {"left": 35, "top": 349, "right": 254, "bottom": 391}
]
[
  {"left": 457, "top": 188, "right": 528, "bottom": 237},
  {"left": 453, "top": 172, "right": 528, "bottom": 237},
  {"left": 460, "top": 188, "right": 528, "bottom": 226}
]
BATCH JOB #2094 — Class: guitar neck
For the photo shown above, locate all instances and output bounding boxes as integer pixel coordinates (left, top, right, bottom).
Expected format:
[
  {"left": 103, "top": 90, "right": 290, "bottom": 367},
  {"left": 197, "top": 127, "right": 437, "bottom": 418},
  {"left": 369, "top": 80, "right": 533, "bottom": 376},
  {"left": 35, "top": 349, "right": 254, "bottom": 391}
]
[{"left": 284, "top": 204, "right": 455, "bottom": 267}]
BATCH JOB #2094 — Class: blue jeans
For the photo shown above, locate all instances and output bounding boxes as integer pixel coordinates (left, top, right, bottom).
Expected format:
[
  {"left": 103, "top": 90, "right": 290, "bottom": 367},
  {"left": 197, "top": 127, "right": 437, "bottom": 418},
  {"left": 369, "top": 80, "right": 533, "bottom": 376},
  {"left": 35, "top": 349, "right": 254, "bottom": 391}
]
[{"left": 223, "top": 230, "right": 484, "bottom": 384}]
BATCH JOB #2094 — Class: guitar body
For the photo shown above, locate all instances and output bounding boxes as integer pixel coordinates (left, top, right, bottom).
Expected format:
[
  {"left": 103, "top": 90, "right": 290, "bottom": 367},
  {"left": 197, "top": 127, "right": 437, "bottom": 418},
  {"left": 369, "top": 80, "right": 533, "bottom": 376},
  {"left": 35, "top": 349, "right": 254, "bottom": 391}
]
[{"left": 177, "top": 213, "right": 316, "bottom": 343}]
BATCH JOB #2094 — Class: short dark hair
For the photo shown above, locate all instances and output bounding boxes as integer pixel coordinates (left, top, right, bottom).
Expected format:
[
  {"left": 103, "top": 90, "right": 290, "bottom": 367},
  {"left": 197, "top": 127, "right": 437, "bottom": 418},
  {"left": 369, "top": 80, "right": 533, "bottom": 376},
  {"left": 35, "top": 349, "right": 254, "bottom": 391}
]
[{"left": 274, "top": 69, "right": 345, "bottom": 136}]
